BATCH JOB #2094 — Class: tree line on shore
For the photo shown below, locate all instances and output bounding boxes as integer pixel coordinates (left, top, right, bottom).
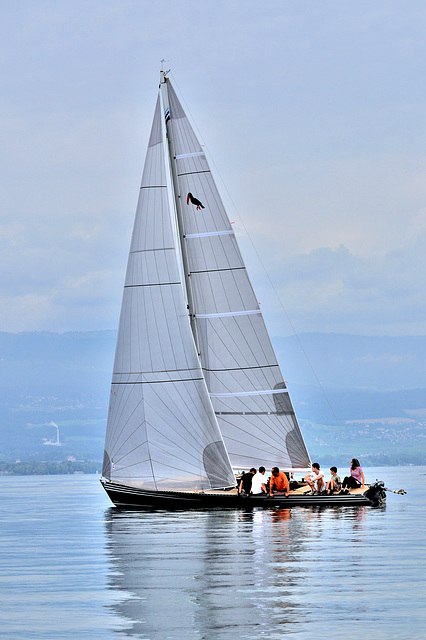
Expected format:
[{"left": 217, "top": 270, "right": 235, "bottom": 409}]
[{"left": 0, "top": 460, "right": 100, "bottom": 476}]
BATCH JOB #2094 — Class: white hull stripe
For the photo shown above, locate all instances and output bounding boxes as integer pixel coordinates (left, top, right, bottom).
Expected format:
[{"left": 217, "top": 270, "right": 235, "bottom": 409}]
[
  {"left": 196, "top": 310, "right": 260, "bottom": 319},
  {"left": 185, "top": 230, "right": 233, "bottom": 238},
  {"left": 210, "top": 388, "right": 288, "bottom": 398},
  {"left": 175, "top": 152, "right": 205, "bottom": 159}
]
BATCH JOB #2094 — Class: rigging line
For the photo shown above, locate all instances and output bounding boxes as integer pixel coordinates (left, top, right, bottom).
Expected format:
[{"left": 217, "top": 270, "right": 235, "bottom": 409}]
[{"left": 170, "top": 72, "right": 339, "bottom": 423}]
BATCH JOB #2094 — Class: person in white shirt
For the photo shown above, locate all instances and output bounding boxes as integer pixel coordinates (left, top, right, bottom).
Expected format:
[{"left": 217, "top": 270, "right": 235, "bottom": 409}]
[
  {"left": 251, "top": 466, "right": 268, "bottom": 495},
  {"left": 304, "top": 463, "right": 325, "bottom": 493}
]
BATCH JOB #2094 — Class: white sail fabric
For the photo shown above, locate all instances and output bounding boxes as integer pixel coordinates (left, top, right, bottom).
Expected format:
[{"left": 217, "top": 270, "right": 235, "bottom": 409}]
[
  {"left": 167, "top": 82, "right": 311, "bottom": 470},
  {"left": 102, "top": 96, "right": 235, "bottom": 490}
]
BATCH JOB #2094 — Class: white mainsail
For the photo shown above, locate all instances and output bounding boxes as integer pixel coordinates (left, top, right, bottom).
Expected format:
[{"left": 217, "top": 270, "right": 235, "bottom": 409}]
[
  {"left": 102, "top": 95, "right": 236, "bottom": 490},
  {"left": 166, "top": 80, "right": 311, "bottom": 471}
]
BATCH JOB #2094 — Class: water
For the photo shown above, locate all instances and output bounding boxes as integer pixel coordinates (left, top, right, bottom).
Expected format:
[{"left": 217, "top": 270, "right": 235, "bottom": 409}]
[{"left": 0, "top": 468, "right": 424, "bottom": 639}]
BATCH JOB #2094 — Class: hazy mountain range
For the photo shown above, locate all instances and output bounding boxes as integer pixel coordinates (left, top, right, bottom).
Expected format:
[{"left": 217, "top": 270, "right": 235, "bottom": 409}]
[{"left": 0, "top": 331, "right": 425, "bottom": 468}]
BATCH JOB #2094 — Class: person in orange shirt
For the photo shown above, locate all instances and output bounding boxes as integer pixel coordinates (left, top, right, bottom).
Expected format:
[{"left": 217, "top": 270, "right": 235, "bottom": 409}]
[{"left": 269, "top": 467, "right": 290, "bottom": 497}]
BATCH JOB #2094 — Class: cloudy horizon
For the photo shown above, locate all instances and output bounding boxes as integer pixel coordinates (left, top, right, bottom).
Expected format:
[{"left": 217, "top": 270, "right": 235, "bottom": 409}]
[{"left": 1, "top": 1, "right": 425, "bottom": 336}]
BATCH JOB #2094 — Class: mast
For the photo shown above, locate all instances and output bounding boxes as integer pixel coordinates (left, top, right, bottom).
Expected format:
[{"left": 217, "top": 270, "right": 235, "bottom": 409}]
[{"left": 160, "top": 70, "right": 200, "bottom": 354}]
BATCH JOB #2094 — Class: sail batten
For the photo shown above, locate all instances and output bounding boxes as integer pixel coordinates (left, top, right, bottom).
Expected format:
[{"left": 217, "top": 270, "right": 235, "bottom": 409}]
[{"left": 211, "top": 389, "right": 289, "bottom": 397}]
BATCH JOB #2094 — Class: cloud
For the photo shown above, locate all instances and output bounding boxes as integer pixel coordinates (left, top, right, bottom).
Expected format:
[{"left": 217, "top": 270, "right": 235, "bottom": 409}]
[
  {"left": 355, "top": 353, "right": 415, "bottom": 364},
  {"left": 0, "top": 1, "right": 425, "bottom": 335},
  {"left": 405, "top": 207, "right": 426, "bottom": 242},
  {"left": 250, "top": 225, "right": 426, "bottom": 336}
]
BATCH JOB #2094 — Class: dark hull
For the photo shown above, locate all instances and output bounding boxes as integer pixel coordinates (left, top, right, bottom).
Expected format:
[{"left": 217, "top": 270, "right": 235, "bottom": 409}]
[{"left": 101, "top": 479, "right": 385, "bottom": 509}]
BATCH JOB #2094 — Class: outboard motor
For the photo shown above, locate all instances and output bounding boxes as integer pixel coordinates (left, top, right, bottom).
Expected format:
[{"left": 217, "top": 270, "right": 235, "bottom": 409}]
[{"left": 363, "top": 480, "right": 386, "bottom": 507}]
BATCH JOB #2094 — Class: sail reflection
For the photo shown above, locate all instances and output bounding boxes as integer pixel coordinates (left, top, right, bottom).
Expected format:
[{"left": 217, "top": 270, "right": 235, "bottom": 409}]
[{"left": 104, "top": 505, "right": 367, "bottom": 638}]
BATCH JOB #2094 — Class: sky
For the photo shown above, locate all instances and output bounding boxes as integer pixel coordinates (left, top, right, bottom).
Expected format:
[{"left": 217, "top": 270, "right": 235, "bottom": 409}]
[{"left": 1, "top": 0, "right": 425, "bottom": 337}]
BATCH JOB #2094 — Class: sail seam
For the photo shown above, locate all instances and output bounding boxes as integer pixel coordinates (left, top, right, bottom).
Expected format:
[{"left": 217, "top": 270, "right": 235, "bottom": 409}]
[
  {"left": 216, "top": 411, "right": 291, "bottom": 416},
  {"left": 190, "top": 267, "right": 245, "bottom": 275},
  {"left": 124, "top": 282, "right": 181, "bottom": 288},
  {"left": 202, "top": 365, "right": 279, "bottom": 372},
  {"left": 130, "top": 247, "right": 175, "bottom": 254},
  {"left": 112, "top": 368, "right": 201, "bottom": 374}
]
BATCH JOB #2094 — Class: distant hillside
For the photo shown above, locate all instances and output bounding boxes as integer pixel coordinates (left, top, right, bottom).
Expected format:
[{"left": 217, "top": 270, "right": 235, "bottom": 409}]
[
  {"left": 1, "top": 330, "right": 424, "bottom": 396},
  {"left": 0, "top": 331, "right": 424, "bottom": 466},
  {"left": 0, "top": 330, "right": 116, "bottom": 401}
]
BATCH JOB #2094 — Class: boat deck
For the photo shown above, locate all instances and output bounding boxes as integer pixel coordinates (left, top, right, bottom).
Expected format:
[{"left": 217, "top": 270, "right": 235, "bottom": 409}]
[{"left": 203, "top": 484, "right": 368, "bottom": 496}]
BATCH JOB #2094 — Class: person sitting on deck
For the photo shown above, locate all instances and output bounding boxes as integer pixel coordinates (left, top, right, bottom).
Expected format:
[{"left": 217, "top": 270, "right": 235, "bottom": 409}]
[
  {"left": 304, "top": 463, "right": 325, "bottom": 493},
  {"left": 341, "top": 458, "right": 365, "bottom": 492},
  {"left": 239, "top": 468, "right": 256, "bottom": 495},
  {"left": 269, "top": 467, "right": 290, "bottom": 497},
  {"left": 326, "top": 466, "right": 341, "bottom": 494},
  {"left": 251, "top": 466, "right": 268, "bottom": 495}
]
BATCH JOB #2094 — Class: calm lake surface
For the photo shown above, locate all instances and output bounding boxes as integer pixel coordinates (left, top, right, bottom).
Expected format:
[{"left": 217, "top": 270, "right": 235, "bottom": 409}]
[{"left": 0, "top": 467, "right": 424, "bottom": 640}]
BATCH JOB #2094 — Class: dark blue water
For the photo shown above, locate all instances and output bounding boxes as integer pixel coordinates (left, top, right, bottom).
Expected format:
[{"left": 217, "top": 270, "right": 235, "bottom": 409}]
[{"left": 0, "top": 468, "right": 424, "bottom": 639}]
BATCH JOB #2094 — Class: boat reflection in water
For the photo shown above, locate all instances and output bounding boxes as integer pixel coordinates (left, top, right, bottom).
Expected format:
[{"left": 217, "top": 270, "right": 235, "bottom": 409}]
[{"left": 103, "top": 505, "right": 369, "bottom": 639}]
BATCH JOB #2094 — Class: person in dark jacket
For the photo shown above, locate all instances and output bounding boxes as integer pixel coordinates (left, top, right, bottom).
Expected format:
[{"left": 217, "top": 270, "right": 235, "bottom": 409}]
[{"left": 239, "top": 468, "right": 256, "bottom": 495}]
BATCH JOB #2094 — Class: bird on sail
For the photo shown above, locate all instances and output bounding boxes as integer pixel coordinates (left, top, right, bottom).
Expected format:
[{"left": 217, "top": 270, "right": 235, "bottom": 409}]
[{"left": 187, "top": 192, "right": 205, "bottom": 210}]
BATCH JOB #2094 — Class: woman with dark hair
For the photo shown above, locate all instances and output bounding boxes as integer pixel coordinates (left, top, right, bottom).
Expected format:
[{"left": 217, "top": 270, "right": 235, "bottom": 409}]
[{"left": 341, "top": 458, "right": 365, "bottom": 491}]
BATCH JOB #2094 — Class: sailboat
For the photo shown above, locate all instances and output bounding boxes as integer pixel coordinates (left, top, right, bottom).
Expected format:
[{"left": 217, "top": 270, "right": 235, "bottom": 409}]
[{"left": 100, "top": 70, "right": 385, "bottom": 509}]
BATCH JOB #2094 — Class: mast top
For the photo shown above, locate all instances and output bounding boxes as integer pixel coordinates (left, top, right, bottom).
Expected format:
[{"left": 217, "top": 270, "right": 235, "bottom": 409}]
[{"left": 160, "top": 60, "right": 170, "bottom": 84}]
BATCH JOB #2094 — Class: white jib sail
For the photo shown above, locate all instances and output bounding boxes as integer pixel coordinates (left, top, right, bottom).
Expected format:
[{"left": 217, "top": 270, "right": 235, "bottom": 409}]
[
  {"left": 102, "top": 95, "right": 236, "bottom": 491},
  {"left": 166, "top": 81, "right": 311, "bottom": 471}
]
